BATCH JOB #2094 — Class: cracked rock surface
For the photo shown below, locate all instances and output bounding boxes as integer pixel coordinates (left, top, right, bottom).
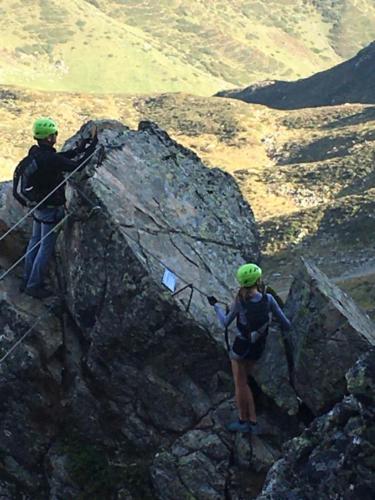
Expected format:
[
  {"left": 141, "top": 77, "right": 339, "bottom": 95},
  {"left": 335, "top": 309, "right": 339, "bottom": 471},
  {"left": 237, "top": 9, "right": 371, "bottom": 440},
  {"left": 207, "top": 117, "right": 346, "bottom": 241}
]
[
  {"left": 57, "top": 119, "right": 260, "bottom": 444},
  {"left": 62, "top": 119, "right": 260, "bottom": 334},
  {"left": 285, "top": 258, "right": 375, "bottom": 415},
  {"left": 0, "top": 276, "right": 64, "bottom": 497},
  {"left": 257, "top": 350, "right": 375, "bottom": 500}
]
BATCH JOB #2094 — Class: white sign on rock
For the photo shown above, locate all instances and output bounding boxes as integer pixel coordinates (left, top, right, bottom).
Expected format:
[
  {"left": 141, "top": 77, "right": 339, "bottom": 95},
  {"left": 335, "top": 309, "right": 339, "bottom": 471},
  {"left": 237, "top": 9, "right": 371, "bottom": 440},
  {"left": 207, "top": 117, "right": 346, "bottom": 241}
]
[{"left": 162, "top": 268, "right": 177, "bottom": 293}]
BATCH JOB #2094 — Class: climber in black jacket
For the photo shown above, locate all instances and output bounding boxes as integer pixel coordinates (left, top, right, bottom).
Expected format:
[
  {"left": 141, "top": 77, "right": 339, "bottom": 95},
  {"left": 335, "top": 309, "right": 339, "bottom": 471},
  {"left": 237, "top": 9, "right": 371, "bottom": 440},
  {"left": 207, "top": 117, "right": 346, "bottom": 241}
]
[{"left": 22, "top": 117, "right": 98, "bottom": 299}]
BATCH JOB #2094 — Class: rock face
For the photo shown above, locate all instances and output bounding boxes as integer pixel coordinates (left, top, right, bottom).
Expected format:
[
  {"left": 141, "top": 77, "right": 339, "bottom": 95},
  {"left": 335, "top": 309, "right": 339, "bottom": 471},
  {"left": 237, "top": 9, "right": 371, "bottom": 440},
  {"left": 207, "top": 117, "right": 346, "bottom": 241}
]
[
  {"left": 150, "top": 398, "right": 296, "bottom": 500},
  {"left": 151, "top": 428, "right": 232, "bottom": 499},
  {"left": 216, "top": 41, "right": 375, "bottom": 109},
  {"left": 0, "top": 120, "right": 266, "bottom": 497},
  {"left": 1, "top": 121, "right": 373, "bottom": 498},
  {"left": 258, "top": 350, "right": 375, "bottom": 500},
  {"left": 252, "top": 324, "right": 298, "bottom": 416},
  {"left": 0, "top": 278, "right": 64, "bottom": 496},
  {"left": 285, "top": 258, "right": 375, "bottom": 415}
]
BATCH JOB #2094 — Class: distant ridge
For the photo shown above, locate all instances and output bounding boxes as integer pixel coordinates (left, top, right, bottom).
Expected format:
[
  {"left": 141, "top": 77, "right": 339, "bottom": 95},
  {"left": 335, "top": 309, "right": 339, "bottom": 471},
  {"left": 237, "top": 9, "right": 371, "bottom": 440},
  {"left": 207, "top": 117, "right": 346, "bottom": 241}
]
[{"left": 216, "top": 41, "right": 375, "bottom": 109}]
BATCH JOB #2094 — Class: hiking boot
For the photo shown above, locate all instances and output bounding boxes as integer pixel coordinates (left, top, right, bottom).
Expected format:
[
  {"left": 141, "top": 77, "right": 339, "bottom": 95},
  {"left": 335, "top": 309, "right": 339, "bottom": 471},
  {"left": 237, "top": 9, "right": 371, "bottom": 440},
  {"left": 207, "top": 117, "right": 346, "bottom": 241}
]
[
  {"left": 25, "top": 286, "right": 53, "bottom": 299},
  {"left": 226, "top": 420, "right": 251, "bottom": 433}
]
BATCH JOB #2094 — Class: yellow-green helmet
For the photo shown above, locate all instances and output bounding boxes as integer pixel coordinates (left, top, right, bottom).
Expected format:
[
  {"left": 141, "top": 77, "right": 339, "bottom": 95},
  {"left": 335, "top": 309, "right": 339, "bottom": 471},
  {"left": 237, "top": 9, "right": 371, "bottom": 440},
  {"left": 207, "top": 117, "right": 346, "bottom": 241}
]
[
  {"left": 33, "top": 117, "right": 58, "bottom": 139},
  {"left": 236, "top": 263, "right": 262, "bottom": 287}
]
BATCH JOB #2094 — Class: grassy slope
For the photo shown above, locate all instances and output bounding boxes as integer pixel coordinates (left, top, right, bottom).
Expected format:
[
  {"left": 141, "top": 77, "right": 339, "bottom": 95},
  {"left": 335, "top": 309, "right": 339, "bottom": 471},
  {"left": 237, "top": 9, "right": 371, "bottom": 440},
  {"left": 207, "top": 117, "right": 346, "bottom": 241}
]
[
  {"left": 1, "top": 0, "right": 375, "bottom": 94},
  {"left": 0, "top": 0, "right": 228, "bottom": 95}
]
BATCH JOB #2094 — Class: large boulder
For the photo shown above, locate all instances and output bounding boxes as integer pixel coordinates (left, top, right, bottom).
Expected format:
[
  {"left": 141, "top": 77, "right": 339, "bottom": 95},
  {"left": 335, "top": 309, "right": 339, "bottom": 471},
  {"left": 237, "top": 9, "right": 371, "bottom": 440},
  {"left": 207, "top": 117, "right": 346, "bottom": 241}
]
[
  {"left": 62, "top": 119, "right": 260, "bottom": 331},
  {"left": 56, "top": 119, "right": 265, "bottom": 496},
  {"left": 56, "top": 119, "right": 260, "bottom": 445},
  {"left": 257, "top": 350, "right": 375, "bottom": 500},
  {"left": 285, "top": 258, "right": 375, "bottom": 415}
]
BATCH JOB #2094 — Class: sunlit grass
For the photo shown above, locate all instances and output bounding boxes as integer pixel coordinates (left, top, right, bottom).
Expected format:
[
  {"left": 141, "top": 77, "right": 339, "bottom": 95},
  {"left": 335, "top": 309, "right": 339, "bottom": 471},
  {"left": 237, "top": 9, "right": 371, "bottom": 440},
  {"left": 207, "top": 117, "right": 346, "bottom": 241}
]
[{"left": 2, "top": 0, "right": 374, "bottom": 94}]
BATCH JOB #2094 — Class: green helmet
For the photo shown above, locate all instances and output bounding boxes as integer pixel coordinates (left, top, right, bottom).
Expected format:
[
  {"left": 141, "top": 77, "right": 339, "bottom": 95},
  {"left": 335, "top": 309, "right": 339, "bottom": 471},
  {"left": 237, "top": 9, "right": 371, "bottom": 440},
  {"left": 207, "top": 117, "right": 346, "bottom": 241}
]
[
  {"left": 236, "top": 263, "right": 262, "bottom": 287},
  {"left": 33, "top": 117, "right": 58, "bottom": 139}
]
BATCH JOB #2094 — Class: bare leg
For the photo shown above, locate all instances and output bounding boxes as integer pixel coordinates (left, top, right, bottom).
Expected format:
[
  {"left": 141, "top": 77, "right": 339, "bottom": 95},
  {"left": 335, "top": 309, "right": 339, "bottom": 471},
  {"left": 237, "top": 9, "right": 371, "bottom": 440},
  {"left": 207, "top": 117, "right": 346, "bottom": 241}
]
[{"left": 231, "top": 359, "right": 257, "bottom": 422}]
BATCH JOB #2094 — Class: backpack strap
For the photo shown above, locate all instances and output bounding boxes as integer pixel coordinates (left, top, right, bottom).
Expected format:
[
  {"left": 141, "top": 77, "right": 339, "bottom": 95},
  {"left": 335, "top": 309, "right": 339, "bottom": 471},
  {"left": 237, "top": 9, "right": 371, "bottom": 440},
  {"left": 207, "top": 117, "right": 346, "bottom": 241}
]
[{"left": 252, "top": 292, "right": 272, "bottom": 339}]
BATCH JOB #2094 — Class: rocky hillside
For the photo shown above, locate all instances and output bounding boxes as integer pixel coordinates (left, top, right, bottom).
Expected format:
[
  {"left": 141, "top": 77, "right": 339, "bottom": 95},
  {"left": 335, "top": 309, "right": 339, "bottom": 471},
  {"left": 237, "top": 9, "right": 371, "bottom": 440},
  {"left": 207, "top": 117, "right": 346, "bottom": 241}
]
[
  {"left": 0, "top": 122, "right": 374, "bottom": 498},
  {"left": 217, "top": 41, "right": 375, "bottom": 109},
  {"left": 2, "top": 0, "right": 375, "bottom": 93}
]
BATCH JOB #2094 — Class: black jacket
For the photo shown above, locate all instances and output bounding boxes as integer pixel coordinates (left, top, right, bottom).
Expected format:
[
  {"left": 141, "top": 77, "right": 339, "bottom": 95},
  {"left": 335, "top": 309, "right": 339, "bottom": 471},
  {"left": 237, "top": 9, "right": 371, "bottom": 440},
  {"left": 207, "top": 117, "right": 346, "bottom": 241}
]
[{"left": 29, "top": 139, "right": 97, "bottom": 207}]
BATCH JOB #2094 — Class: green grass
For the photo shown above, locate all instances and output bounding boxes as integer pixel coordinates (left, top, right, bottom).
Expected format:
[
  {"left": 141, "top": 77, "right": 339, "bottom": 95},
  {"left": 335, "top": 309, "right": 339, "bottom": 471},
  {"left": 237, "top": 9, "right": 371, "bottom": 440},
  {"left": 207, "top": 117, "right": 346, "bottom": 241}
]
[{"left": 1, "top": 0, "right": 374, "bottom": 94}]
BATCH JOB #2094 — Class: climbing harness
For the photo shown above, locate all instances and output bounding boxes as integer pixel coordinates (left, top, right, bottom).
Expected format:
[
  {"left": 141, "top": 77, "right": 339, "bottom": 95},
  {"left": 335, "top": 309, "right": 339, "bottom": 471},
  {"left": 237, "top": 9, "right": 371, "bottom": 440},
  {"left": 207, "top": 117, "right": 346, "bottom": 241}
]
[{"left": 224, "top": 305, "right": 231, "bottom": 352}]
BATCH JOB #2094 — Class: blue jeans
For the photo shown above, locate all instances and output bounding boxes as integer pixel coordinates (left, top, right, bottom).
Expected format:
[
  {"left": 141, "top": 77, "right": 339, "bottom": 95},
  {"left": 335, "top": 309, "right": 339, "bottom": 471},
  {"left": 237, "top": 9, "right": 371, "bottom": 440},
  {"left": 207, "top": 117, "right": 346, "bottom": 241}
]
[{"left": 24, "top": 206, "right": 64, "bottom": 289}]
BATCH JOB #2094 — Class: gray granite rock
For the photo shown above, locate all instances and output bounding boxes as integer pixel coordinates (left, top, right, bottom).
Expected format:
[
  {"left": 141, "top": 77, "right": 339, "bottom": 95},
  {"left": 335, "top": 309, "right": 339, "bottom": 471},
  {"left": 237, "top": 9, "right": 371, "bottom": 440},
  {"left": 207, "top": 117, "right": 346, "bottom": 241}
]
[
  {"left": 252, "top": 325, "right": 299, "bottom": 415},
  {"left": 257, "top": 351, "right": 375, "bottom": 500},
  {"left": 285, "top": 258, "right": 375, "bottom": 415},
  {"left": 56, "top": 120, "right": 259, "bottom": 450},
  {"left": 5, "top": 121, "right": 371, "bottom": 499},
  {"left": 0, "top": 277, "right": 63, "bottom": 496},
  {"left": 151, "top": 430, "right": 231, "bottom": 500}
]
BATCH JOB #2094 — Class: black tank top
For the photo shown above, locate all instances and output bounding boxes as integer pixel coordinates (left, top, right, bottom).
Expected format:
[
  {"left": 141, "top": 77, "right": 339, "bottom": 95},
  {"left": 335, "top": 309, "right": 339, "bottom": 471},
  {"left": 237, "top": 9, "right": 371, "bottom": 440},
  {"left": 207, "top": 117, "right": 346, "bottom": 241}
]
[{"left": 237, "top": 294, "right": 270, "bottom": 335}]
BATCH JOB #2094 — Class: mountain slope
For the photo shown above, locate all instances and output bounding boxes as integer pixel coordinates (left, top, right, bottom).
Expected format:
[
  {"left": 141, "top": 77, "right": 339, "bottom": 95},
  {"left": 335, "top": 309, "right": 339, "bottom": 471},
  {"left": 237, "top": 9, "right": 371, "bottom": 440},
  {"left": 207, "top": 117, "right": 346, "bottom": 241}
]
[
  {"left": 216, "top": 41, "right": 375, "bottom": 109},
  {"left": 1, "top": 0, "right": 375, "bottom": 94}
]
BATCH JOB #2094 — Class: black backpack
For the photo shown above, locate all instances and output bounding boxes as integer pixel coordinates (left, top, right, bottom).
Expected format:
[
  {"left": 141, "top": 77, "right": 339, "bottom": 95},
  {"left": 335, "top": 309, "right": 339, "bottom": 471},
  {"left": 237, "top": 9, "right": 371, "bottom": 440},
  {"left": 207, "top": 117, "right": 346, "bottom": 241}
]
[
  {"left": 237, "top": 293, "right": 271, "bottom": 338},
  {"left": 13, "top": 153, "right": 41, "bottom": 207}
]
